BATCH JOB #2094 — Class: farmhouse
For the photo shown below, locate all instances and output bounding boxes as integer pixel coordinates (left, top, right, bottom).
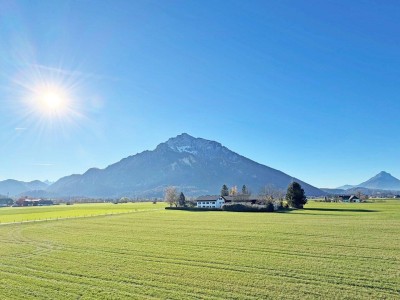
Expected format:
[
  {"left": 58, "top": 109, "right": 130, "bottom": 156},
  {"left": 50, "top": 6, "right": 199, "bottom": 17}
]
[
  {"left": 339, "top": 195, "right": 360, "bottom": 203},
  {"left": 196, "top": 195, "right": 259, "bottom": 208},
  {"left": 196, "top": 196, "right": 225, "bottom": 208}
]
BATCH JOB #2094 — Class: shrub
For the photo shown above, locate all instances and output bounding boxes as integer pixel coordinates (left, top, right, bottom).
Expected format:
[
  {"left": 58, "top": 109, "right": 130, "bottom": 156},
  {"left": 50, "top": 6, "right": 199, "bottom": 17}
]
[{"left": 222, "top": 203, "right": 274, "bottom": 212}]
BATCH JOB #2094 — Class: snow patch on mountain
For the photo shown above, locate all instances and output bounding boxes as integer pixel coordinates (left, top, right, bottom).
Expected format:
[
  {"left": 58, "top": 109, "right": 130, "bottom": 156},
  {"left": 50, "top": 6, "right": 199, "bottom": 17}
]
[{"left": 175, "top": 146, "right": 198, "bottom": 155}]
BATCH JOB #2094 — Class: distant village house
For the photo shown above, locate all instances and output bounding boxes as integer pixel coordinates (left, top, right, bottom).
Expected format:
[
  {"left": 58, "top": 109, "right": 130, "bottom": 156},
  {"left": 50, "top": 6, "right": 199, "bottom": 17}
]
[
  {"left": 339, "top": 195, "right": 360, "bottom": 203},
  {"left": 16, "top": 197, "right": 54, "bottom": 207}
]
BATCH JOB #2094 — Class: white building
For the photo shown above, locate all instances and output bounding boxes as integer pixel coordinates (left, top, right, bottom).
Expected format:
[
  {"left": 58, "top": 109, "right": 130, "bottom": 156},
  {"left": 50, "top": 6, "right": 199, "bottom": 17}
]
[
  {"left": 196, "top": 196, "right": 226, "bottom": 208},
  {"left": 339, "top": 195, "right": 360, "bottom": 203}
]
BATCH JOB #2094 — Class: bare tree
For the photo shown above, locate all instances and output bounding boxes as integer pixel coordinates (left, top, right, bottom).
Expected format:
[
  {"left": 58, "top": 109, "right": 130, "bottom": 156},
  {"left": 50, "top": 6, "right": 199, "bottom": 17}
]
[
  {"left": 164, "top": 186, "right": 178, "bottom": 207},
  {"left": 229, "top": 185, "right": 238, "bottom": 196},
  {"left": 259, "top": 184, "right": 285, "bottom": 208},
  {"left": 259, "top": 184, "right": 275, "bottom": 201}
]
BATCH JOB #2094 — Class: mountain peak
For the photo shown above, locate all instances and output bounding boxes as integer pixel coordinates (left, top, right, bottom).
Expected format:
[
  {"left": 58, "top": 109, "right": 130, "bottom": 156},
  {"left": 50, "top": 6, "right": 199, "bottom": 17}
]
[
  {"left": 177, "top": 132, "right": 193, "bottom": 138},
  {"left": 376, "top": 171, "right": 391, "bottom": 177},
  {"left": 46, "top": 133, "right": 324, "bottom": 198},
  {"left": 163, "top": 133, "right": 224, "bottom": 156},
  {"left": 336, "top": 171, "right": 400, "bottom": 192},
  {"left": 167, "top": 133, "right": 196, "bottom": 145},
  {"left": 357, "top": 171, "right": 400, "bottom": 190}
]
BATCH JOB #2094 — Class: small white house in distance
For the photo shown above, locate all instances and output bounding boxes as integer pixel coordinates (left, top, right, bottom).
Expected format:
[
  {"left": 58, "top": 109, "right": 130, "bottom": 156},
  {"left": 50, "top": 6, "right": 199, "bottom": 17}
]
[
  {"left": 196, "top": 195, "right": 225, "bottom": 208},
  {"left": 339, "top": 195, "right": 360, "bottom": 203}
]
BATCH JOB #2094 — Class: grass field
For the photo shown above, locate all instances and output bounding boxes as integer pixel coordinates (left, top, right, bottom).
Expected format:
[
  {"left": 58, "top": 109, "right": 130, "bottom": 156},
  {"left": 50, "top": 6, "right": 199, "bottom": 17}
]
[
  {"left": 0, "top": 202, "right": 162, "bottom": 224},
  {"left": 0, "top": 201, "right": 399, "bottom": 299}
]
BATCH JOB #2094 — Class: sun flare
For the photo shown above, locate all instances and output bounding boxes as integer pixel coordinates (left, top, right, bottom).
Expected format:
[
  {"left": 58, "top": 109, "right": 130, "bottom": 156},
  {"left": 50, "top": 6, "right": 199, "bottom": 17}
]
[
  {"left": 36, "top": 87, "right": 68, "bottom": 112},
  {"left": 15, "top": 65, "right": 87, "bottom": 134},
  {"left": 32, "top": 85, "right": 69, "bottom": 115}
]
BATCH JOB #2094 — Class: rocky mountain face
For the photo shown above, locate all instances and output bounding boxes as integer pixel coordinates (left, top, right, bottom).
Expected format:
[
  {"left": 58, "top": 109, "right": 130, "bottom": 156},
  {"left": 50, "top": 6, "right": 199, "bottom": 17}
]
[
  {"left": 0, "top": 179, "right": 49, "bottom": 197},
  {"left": 46, "top": 133, "right": 324, "bottom": 198}
]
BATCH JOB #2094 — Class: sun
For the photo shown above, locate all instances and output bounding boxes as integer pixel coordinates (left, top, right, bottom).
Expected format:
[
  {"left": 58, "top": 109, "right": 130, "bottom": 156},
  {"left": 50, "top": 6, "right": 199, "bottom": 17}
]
[
  {"left": 14, "top": 65, "right": 87, "bottom": 135},
  {"left": 32, "top": 84, "right": 69, "bottom": 115},
  {"left": 39, "top": 88, "right": 65, "bottom": 111}
]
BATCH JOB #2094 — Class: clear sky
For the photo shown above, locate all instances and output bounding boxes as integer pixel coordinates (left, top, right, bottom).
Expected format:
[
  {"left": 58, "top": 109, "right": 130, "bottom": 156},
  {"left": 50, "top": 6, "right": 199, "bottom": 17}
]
[{"left": 0, "top": 0, "right": 399, "bottom": 188}]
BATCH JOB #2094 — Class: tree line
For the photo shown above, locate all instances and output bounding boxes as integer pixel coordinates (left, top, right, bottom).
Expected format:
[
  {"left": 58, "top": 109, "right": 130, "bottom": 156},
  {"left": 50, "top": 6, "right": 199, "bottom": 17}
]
[
  {"left": 164, "top": 181, "right": 307, "bottom": 209},
  {"left": 164, "top": 187, "right": 187, "bottom": 207}
]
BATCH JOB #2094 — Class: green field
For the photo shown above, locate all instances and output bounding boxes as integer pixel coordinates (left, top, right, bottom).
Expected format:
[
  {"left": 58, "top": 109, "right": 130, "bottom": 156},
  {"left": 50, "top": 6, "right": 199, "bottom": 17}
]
[
  {"left": 0, "top": 202, "right": 162, "bottom": 224},
  {"left": 0, "top": 201, "right": 399, "bottom": 299}
]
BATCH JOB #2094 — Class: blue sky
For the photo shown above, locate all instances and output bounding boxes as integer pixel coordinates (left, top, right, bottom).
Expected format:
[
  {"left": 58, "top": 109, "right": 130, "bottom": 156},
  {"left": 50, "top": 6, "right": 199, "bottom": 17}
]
[{"left": 0, "top": 0, "right": 399, "bottom": 188}]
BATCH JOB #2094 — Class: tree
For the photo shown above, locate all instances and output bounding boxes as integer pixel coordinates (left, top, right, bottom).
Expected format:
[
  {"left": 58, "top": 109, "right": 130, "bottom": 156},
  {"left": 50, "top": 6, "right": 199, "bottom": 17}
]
[
  {"left": 119, "top": 197, "right": 129, "bottom": 203},
  {"left": 221, "top": 184, "right": 229, "bottom": 196},
  {"left": 285, "top": 182, "right": 307, "bottom": 209},
  {"left": 229, "top": 185, "right": 238, "bottom": 196},
  {"left": 258, "top": 184, "right": 284, "bottom": 209},
  {"left": 16, "top": 197, "right": 26, "bottom": 206},
  {"left": 164, "top": 186, "right": 178, "bottom": 207},
  {"left": 178, "top": 192, "right": 186, "bottom": 207},
  {"left": 260, "top": 185, "right": 275, "bottom": 202},
  {"left": 0, "top": 198, "right": 13, "bottom": 206},
  {"left": 242, "top": 185, "right": 248, "bottom": 195}
]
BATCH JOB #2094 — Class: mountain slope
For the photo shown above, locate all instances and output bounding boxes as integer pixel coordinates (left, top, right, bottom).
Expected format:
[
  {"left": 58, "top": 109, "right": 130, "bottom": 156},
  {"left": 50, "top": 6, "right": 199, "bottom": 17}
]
[
  {"left": 0, "top": 179, "right": 49, "bottom": 196},
  {"left": 47, "top": 133, "right": 325, "bottom": 198},
  {"left": 320, "top": 188, "right": 346, "bottom": 195},
  {"left": 357, "top": 171, "right": 400, "bottom": 190}
]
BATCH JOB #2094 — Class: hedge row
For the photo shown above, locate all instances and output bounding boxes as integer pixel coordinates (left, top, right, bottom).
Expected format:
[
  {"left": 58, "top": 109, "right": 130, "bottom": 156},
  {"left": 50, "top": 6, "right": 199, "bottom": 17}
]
[{"left": 222, "top": 203, "right": 274, "bottom": 212}]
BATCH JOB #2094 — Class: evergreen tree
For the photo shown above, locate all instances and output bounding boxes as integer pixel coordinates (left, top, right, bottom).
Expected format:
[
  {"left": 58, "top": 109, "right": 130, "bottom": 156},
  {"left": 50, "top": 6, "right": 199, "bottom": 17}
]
[
  {"left": 221, "top": 184, "right": 229, "bottom": 196},
  {"left": 285, "top": 182, "right": 307, "bottom": 209},
  {"left": 178, "top": 192, "right": 186, "bottom": 207},
  {"left": 242, "top": 185, "right": 248, "bottom": 195}
]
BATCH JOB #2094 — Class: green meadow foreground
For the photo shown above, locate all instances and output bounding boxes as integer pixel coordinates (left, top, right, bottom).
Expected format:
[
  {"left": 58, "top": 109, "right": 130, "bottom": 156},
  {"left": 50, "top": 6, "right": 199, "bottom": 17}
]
[{"left": 0, "top": 201, "right": 399, "bottom": 299}]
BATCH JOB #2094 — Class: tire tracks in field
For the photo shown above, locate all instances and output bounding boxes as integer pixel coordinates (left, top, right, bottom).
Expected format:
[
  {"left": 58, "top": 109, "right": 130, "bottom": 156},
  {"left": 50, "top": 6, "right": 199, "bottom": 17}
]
[
  {"left": 0, "top": 261, "right": 242, "bottom": 300},
  {"left": 1, "top": 210, "right": 398, "bottom": 299},
  {"left": 4, "top": 224, "right": 62, "bottom": 260},
  {"left": 29, "top": 241, "right": 398, "bottom": 298},
  {"left": 5, "top": 218, "right": 396, "bottom": 298},
  {"left": 0, "top": 209, "right": 163, "bottom": 261}
]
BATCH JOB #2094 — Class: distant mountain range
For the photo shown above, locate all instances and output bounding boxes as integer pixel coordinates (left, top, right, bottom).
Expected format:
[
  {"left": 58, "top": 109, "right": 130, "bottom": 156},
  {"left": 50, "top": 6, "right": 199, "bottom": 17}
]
[
  {"left": 5, "top": 135, "right": 399, "bottom": 199},
  {"left": 0, "top": 179, "right": 49, "bottom": 197},
  {"left": 3, "top": 133, "right": 325, "bottom": 198},
  {"left": 322, "top": 171, "right": 400, "bottom": 195}
]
